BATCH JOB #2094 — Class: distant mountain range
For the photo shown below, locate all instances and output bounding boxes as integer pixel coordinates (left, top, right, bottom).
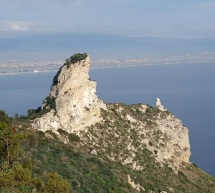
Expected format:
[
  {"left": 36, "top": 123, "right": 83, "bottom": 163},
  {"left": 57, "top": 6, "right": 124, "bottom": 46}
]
[{"left": 1, "top": 33, "right": 215, "bottom": 60}]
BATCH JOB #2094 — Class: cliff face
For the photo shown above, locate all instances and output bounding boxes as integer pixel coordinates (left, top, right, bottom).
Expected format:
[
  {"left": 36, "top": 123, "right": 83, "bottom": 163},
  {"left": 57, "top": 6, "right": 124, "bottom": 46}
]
[
  {"left": 78, "top": 103, "right": 190, "bottom": 172},
  {"left": 32, "top": 53, "right": 190, "bottom": 172},
  {"left": 33, "top": 54, "right": 105, "bottom": 133}
]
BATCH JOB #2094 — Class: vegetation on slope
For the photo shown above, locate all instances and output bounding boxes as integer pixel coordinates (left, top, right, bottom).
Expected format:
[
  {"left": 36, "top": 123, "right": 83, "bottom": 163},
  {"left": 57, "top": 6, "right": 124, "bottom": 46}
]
[
  {"left": 77, "top": 103, "right": 215, "bottom": 193},
  {"left": 21, "top": 116, "right": 215, "bottom": 193},
  {"left": 3, "top": 102, "right": 215, "bottom": 193},
  {"left": 0, "top": 110, "right": 71, "bottom": 193},
  {"left": 22, "top": 129, "right": 133, "bottom": 193},
  {"left": 17, "top": 96, "right": 57, "bottom": 121}
]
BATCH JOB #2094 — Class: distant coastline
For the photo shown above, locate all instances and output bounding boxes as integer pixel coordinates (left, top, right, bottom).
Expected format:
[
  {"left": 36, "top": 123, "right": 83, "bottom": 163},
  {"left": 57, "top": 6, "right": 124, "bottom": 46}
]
[
  {"left": 0, "top": 69, "right": 57, "bottom": 76},
  {"left": 1, "top": 59, "right": 215, "bottom": 76}
]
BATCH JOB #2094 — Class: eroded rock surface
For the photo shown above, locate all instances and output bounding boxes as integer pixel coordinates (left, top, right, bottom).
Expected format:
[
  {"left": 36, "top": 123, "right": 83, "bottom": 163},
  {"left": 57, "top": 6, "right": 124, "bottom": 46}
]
[
  {"left": 32, "top": 54, "right": 105, "bottom": 133},
  {"left": 32, "top": 53, "right": 191, "bottom": 172},
  {"left": 78, "top": 103, "right": 191, "bottom": 172}
]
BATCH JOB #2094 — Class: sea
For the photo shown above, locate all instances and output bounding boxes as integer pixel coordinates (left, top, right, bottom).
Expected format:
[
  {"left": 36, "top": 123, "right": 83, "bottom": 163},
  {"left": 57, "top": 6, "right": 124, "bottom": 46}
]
[{"left": 0, "top": 62, "right": 215, "bottom": 176}]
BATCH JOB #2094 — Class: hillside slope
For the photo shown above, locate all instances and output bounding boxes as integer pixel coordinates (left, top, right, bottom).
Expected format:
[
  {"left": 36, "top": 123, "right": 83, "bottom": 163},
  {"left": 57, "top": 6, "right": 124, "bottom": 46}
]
[{"left": 20, "top": 53, "right": 215, "bottom": 192}]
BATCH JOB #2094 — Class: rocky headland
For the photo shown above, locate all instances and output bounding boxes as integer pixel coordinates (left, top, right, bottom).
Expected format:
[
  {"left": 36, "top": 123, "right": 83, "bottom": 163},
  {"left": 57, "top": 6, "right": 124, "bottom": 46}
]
[
  {"left": 33, "top": 53, "right": 190, "bottom": 172},
  {"left": 28, "top": 53, "right": 215, "bottom": 193}
]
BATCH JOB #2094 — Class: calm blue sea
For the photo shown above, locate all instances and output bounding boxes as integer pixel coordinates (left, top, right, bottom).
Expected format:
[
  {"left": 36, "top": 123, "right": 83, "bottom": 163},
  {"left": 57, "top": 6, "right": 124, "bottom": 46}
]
[{"left": 0, "top": 62, "right": 215, "bottom": 176}]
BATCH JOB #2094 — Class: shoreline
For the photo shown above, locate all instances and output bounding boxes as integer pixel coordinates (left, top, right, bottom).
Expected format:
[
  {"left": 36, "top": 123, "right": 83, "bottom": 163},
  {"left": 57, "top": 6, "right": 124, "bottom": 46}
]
[
  {"left": 0, "top": 60, "right": 214, "bottom": 76},
  {"left": 0, "top": 69, "right": 57, "bottom": 76}
]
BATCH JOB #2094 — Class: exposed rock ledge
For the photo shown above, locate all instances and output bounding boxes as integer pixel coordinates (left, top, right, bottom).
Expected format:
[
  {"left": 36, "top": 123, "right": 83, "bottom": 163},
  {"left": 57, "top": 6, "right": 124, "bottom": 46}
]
[{"left": 32, "top": 53, "right": 191, "bottom": 172}]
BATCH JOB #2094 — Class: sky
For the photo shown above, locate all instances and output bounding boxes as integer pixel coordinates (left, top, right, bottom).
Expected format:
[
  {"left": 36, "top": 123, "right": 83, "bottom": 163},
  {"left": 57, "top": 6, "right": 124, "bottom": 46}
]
[{"left": 0, "top": 0, "right": 215, "bottom": 38}]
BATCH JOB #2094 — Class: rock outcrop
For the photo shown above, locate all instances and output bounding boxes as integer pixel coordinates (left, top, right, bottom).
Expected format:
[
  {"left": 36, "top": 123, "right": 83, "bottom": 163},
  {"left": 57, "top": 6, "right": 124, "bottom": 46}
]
[
  {"left": 32, "top": 54, "right": 105, "bottom": 133},
  {"left": 32, "top": 53, "right": 191, "bottom": 172},
  {"left": 156, "top": 98, "right": 166, "bottom": 111},
  {"left": 78, "top": 103, "right": 191, "bottom": 172}
]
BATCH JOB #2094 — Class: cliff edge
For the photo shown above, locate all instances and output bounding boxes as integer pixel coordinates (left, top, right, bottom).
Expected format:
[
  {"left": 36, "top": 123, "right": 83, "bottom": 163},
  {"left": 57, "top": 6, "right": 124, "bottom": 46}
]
[{"left": 32, "top": 53, "right": 190, "bottom": 172}]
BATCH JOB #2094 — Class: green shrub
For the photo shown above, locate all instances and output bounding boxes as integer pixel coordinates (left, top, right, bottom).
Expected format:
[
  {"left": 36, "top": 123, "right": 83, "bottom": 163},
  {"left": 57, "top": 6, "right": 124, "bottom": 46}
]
[
  {"left": 0, "top": 111, "right": 71, "bottom": 192},
  {"left": 43, "top": 96, "right": 56, "bottom": 111},
  {"left": 44, "top": 172, "right": 71, "bottom": 193},
  {"left": 37, "top": 130, "right": 46, "bottom": 137},
  {"left": 68, "top": 53, "right": 88, "bottom": 64},
  {"left": 0, "top": 111, "right": 26, "bottom": 168},
  {"left": 45, "top": 130, "right": 58, "bottom": 140},
  {"left": 57, "top": 129, "right": 68, "bottom": 136},
  {"left": 25, "top": 96, "right": 56, "bottom": 120},
  {"left": 68, "top": 133, "right": 80, "bottom": 142},
  {"left": 52, "top": 66, "right": 62, "bottom": 86}
]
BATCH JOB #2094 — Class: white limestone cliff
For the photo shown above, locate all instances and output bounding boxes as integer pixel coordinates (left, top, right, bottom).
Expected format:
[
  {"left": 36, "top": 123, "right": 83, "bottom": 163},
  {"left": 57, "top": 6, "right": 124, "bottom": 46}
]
[
  {"left": 78, "top": 103, "right": 191, "bottom": 172},
  {"left": 32, "top": 54, "right": 105, "bottom": 133},
  {"left": 32, "top": 53, "right": 191, "bottom": 172},
  {"left": 151, "top": 111, "right": 191, "bottom": 170}
]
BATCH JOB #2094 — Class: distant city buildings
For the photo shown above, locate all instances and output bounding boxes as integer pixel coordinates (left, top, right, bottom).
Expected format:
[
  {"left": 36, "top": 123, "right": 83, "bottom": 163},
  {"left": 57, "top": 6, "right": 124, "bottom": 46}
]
[{"left": 1, "top": 53, "right": 215, "bottom": 75}]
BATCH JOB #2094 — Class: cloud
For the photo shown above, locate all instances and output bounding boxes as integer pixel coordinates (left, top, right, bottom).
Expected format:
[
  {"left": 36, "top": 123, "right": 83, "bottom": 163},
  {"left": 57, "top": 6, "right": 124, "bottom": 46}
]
[
  {"left": 0, "top": 21, "right": 38, "bottom": 32},
  {"left": 9, "top": 24, "right": 28, "bottom": 31},
  {"left": 0, "top": 0, "right": 215, "bottom": 38}
]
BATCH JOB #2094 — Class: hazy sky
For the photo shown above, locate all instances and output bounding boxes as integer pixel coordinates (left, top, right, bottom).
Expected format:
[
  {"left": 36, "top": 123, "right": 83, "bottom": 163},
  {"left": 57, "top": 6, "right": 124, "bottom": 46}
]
[{"left": 0, "top": 0, "right": 215, "bottom": 38}]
